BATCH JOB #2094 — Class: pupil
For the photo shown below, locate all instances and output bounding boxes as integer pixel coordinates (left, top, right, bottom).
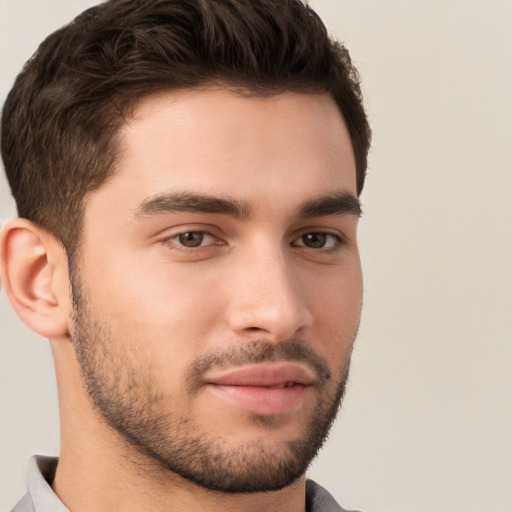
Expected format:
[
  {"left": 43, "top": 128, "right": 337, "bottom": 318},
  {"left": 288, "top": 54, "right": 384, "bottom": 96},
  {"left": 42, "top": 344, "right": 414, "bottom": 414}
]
[
  {"left": 179, "top": 232, "right": 203, "bottom": 247},
  {"left": 304, "top": 233, "right": 326, "bottom": 248}
]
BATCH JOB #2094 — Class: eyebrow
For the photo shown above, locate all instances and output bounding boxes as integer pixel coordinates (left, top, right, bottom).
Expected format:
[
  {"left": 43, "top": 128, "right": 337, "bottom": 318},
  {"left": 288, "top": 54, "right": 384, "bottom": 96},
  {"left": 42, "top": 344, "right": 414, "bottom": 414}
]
[
  {"left": 134, "top": 190, "right": 361, "bottom": 220},
  {"left": 297, "top": 192, "right": 362, "bottom": 219},
  {"left": 135, "top": 192, "right": 251, "bottom": 219}
]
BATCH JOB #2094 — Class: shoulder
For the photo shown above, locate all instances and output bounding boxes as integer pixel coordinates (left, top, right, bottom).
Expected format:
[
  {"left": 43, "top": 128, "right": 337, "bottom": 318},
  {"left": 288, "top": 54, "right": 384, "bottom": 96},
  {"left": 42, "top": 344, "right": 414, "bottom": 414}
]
[{"left": 306, "top": 480, "right": 362, "bottom": 512}]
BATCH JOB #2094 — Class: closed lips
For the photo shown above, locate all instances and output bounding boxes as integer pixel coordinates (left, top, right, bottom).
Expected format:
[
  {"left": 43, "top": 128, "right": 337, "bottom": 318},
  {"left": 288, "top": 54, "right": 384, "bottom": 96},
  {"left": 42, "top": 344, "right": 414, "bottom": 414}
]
[{"left": 203, "top": 361, "right": 316, "bottom": 387}]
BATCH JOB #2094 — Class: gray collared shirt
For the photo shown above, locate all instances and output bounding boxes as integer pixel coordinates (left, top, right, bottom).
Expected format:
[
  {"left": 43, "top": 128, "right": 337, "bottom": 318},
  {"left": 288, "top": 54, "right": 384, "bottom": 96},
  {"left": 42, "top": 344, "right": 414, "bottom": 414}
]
[{"left": 10, "top": 456, "right": 357, "bottom": 512}]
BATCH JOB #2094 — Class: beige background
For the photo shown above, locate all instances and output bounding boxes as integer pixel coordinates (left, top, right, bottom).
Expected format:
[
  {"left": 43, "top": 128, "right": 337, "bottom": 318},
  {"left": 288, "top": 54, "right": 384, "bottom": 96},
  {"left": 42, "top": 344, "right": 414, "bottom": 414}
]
[{"left": 1, "top": 1, "right": 511, "bottom": 511}]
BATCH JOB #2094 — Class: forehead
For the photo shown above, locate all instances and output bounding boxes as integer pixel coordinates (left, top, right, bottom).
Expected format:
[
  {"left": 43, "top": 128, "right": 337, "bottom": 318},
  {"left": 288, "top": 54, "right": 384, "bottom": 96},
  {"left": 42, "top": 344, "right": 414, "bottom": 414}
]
[{"left": 86, "top": 89, "right": 357, "bottom": 220}]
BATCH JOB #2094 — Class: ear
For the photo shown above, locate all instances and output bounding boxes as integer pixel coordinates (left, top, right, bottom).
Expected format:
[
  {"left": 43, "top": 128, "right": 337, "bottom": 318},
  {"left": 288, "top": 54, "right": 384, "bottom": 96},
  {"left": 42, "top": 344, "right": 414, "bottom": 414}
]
[{"left": 0, "top": 218, "right": 72, "bottom": 339}]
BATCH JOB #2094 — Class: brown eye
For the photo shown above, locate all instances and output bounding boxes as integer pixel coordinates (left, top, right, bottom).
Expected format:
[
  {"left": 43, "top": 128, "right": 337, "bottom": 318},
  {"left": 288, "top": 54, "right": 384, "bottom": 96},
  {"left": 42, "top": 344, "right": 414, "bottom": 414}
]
[
  {"left": 177, "top": 231, "right": 205, "bottom": 247},
  {"left": 302, "top": 233, "right": 327, "bottom": 248},
  {"left": 293, "top": 232, "right": 340, "bottom": 249}
]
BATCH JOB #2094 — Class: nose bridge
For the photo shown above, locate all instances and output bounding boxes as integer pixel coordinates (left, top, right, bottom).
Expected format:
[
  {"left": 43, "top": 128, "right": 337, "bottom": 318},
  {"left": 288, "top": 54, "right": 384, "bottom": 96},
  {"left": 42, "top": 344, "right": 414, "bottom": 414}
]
[{"left": 227, "top": 238, "right": 313, "bottom": 341}]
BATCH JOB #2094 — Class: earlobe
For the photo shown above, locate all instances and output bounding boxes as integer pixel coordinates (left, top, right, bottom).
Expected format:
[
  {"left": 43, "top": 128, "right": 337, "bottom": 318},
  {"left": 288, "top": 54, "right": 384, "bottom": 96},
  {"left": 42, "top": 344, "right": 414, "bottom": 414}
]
[{"left": 0, "top": 218, "right": 72, "bottom": 339}]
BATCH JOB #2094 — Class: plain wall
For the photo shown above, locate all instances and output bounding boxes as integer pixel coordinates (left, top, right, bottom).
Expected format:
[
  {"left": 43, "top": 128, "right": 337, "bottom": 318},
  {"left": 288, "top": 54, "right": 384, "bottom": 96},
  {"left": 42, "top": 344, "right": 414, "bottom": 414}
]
[{"left": 1, "top": 1, "right": 511, "bottom": 511}]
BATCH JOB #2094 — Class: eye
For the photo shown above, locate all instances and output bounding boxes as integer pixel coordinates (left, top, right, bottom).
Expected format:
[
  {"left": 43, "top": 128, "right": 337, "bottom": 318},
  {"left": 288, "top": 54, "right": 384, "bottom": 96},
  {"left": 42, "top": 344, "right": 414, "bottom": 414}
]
[
  {"left": 292, "top": 232, "right": 342, "bottom": 249},
  {"left": 168, "top": 231, "right": 217, "bottom": 248}
]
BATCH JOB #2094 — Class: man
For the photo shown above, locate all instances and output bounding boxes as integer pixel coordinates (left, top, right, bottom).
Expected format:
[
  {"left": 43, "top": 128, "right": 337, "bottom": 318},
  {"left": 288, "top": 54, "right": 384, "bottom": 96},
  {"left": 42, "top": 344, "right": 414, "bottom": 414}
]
[{"left": 0, "top": 0, "right": 371, "bottom": 511}]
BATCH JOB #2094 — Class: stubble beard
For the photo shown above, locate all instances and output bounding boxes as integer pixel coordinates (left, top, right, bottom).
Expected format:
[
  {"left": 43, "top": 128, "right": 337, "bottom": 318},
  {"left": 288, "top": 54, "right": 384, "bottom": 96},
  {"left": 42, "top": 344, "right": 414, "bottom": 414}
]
[{"left": 69, "top": 271, "right": 356, "bottom": 493}]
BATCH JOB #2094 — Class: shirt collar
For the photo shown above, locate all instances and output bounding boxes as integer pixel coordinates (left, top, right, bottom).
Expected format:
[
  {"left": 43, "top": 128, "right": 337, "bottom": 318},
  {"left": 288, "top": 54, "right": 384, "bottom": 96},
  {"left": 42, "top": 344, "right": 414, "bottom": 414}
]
[{"left": 27, "top": 456, "right": 69, "bottom": 512}]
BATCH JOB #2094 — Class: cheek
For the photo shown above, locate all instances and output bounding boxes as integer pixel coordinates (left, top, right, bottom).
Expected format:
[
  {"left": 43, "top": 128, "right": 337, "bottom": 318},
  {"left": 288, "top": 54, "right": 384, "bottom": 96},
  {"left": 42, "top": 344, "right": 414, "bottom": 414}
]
[
  {"left": 306, "top": 260, "right": 362, "bottom": 346},
  {"left": 79, "top": 250, "right": 226, "bottom": 366},
  {"left": 306, "top": 258, "right": 363, "bottom": 318}
]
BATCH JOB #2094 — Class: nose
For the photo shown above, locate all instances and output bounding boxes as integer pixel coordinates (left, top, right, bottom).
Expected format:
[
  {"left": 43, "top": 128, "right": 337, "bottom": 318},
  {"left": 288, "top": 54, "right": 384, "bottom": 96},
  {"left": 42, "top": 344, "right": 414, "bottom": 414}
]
[{"left": 226, "top": 246, "right": 314, "bottom": 343}]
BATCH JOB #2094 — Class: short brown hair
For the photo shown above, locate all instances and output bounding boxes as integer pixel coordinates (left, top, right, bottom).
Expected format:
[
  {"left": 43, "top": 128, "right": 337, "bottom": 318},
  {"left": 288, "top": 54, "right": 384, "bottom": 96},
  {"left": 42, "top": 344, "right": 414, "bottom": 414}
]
[{"left": 1, "top": 0, "right": 371, "bottom": 259}]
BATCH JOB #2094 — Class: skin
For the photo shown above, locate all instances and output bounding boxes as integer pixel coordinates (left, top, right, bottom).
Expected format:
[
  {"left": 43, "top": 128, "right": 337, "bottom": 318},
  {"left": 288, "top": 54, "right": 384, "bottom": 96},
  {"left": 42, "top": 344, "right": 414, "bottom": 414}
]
[{"left": 1, "top": 89, "right": 362, "bottom": 512}]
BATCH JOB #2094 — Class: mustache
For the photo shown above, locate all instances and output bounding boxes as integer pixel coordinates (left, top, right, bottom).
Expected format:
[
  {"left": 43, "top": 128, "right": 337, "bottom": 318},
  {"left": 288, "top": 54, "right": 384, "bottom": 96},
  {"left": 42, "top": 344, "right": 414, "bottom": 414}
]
[{"left": 186, "top": 339, "right": 332, "bottom": 393}]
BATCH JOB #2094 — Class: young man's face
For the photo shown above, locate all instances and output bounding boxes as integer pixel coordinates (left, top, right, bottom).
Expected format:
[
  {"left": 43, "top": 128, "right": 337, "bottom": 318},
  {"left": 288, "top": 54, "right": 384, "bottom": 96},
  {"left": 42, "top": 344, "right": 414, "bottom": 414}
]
[{"left": 70, "top": 89, "right": 362, "bottom": 492}]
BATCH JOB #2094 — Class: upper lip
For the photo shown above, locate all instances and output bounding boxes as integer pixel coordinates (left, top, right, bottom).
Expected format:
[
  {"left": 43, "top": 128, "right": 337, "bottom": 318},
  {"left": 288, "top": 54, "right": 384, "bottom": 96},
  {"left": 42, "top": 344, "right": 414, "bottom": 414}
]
[{"left": 203, "top": 362, "right": 316, "bottom": 387}]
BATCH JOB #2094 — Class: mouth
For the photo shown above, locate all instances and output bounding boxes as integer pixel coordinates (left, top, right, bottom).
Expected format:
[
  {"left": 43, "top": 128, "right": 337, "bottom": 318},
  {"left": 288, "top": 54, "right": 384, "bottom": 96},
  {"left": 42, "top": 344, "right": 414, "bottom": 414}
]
[
  {"left": 203, "top": 362, "right": 316, "bottom": 415},
  {"left": 264, "top": 382, "right": 296, "bottom": 389}
]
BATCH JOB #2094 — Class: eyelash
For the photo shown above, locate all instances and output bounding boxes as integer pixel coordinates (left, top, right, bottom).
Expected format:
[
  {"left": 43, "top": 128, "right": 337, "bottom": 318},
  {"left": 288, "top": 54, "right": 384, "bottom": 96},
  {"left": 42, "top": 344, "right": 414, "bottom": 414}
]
[
  {"left": 163, "top": 231, "right": 222, "bottom": 250},
  {"left": 163, "top": 230, "right": 345, "bottom": 251},
  {"left": 292, "top": 232, "right": 344, "bottom": 250}
]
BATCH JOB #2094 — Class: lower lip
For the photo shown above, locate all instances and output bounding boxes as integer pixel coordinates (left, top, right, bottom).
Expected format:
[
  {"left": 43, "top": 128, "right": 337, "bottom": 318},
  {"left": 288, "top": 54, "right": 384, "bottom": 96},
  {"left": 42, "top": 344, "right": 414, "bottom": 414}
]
[{"left": 206, "top": 384, "right": 307, "bottom": 415}]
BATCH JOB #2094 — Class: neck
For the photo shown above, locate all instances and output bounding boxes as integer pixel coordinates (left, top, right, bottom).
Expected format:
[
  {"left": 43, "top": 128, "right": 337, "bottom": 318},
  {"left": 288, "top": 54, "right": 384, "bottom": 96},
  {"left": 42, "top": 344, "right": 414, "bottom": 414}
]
[{"left": 53, "top": 452, "right": 306, "bottom": 512}]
